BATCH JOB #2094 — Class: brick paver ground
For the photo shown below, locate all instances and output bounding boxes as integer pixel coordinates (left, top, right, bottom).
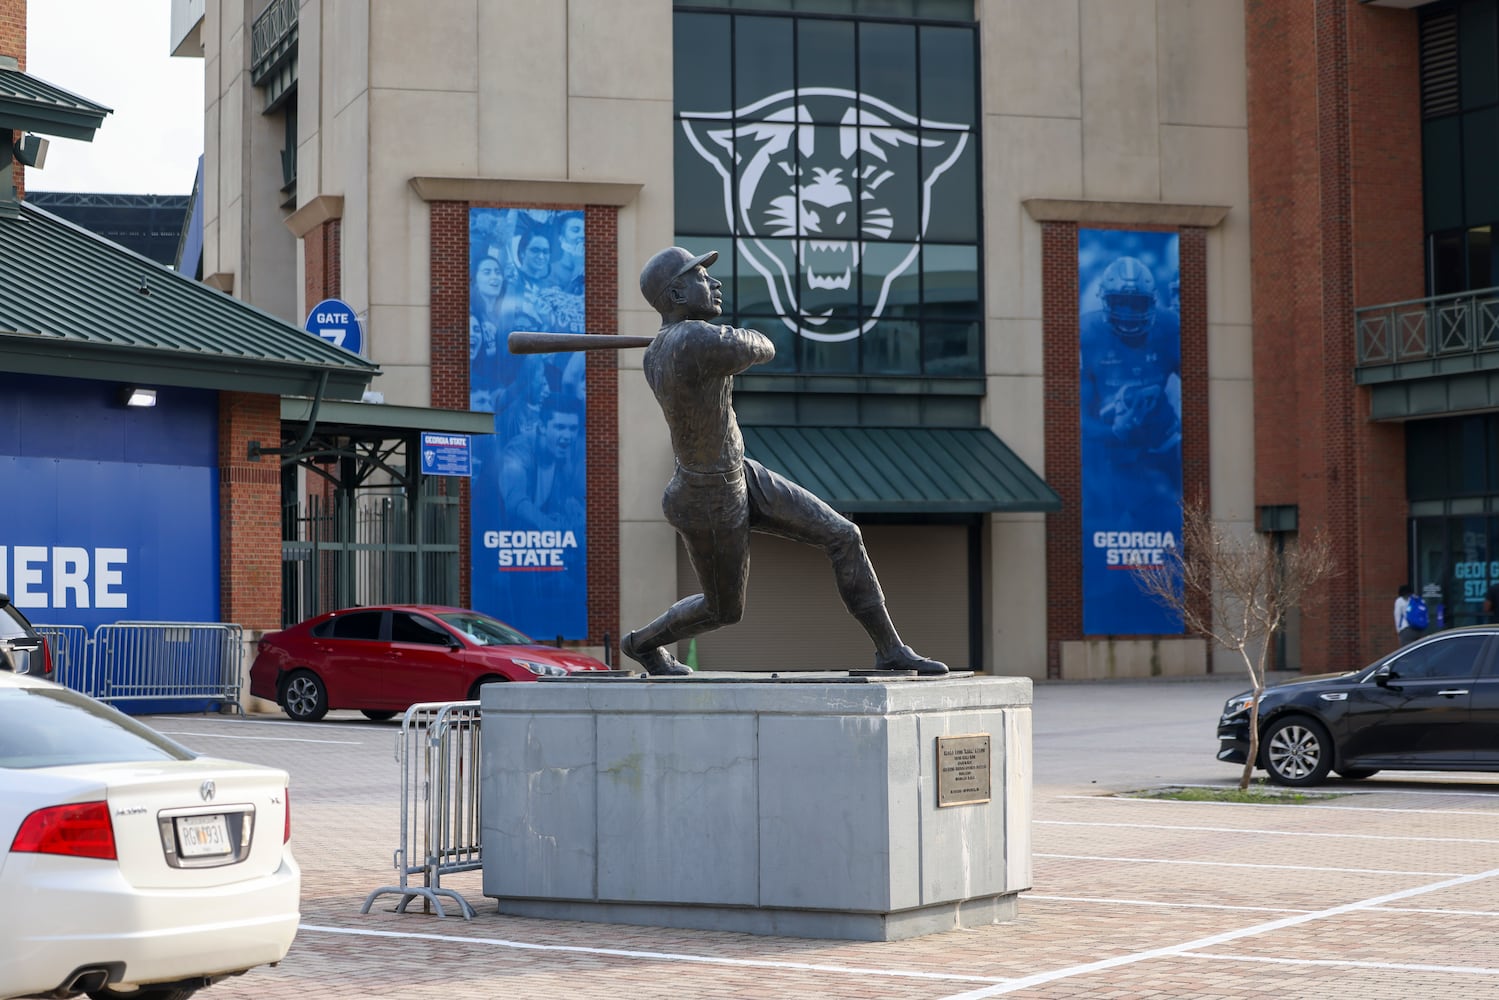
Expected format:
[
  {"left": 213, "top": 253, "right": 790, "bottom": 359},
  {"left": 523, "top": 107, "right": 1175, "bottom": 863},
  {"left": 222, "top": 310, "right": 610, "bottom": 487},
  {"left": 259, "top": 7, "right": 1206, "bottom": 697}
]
[{"left": 143, "top": 692, "right": 1499, "bottom": 1000}]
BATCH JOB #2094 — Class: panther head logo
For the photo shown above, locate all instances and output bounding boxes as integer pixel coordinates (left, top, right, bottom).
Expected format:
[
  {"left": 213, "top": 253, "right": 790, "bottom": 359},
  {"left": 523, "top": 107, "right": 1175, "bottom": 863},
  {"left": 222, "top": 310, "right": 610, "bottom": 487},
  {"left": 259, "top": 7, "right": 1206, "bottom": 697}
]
[{"left": 680, "top": 88, "right": 969, "bottom": 343}]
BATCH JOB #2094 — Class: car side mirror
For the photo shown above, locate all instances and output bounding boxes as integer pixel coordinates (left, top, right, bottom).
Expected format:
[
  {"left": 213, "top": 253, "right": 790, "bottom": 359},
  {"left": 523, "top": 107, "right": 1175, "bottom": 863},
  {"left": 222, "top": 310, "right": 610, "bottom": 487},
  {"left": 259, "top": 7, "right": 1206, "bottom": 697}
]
[{"left": 1375, "top": 666, "right": 1398, "bottom": 687}]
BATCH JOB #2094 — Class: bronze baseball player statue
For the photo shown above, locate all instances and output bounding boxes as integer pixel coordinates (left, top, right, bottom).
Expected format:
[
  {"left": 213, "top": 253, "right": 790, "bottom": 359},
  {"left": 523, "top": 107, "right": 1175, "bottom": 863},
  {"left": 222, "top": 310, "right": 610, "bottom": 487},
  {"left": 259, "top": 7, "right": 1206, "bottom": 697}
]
[{"left": 616, "top": 246, "right": 948, "bottom": 677}]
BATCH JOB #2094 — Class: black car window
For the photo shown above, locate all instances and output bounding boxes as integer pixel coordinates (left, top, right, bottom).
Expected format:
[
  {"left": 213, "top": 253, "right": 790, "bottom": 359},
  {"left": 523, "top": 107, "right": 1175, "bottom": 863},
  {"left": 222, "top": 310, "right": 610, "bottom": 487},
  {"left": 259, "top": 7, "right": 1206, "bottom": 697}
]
[
  {"left": 390, "top": 612, "right": 453, "bottom": 646},
  {"left": 0, "top": 604, "right": 33, "bottom": 642},
  {"left": 327, "top": 611, "right": 385, "bottom": 641},
  {"left": 0, "top": 684, "right": 194, "bottom": 769},
  {"left": 1387, "top": 634, "right": 1488, "bottom": 680}
]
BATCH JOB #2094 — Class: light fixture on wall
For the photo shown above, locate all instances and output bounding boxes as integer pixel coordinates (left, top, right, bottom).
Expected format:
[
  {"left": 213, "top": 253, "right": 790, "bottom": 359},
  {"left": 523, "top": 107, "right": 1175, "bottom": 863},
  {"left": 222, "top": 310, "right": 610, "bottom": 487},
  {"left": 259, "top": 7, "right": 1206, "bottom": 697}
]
[
  {"left": 122, "top": 386, "right": 157, "bottom": 408},
  {"left": 13, "top": 133, "right": 48, "bottom": 170}
]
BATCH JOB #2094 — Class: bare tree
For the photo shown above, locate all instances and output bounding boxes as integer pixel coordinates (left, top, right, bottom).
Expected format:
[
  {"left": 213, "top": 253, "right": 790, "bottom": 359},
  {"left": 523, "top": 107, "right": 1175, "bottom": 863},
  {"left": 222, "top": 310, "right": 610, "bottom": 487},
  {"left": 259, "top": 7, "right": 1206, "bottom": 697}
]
[{"left": 1134, "top": 500, "right": 1337, "bottom": 790}]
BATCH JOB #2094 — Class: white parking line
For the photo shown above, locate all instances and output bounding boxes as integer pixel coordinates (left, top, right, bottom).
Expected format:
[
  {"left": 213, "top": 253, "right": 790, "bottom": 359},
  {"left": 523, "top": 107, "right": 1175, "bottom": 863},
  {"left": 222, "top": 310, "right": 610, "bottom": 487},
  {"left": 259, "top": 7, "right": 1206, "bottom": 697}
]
[
  {"left": 1039, "top": 819, "right": 1499, "bottom": 845},
  {"left": 298, "top": 924, "right": 1013, "bottom": 986},
  {"left": 935, "top": 866, "right": 1499, "bottom": 999},
  {"left": 1027, "top": 894, "right": 1314, "bottom": 914},
  {"left": 1035, "top": 853, "right": 1463, "bottom": 878},
  {"left": 1055, "top": 793, "right": 1499, "bottom": 815},
  {"left": 155, "top": 729, "right": 366, "bottom": 746},
  {"left": 1373, "top": 905, "right": 1499, "bottom": 917},
  {"left": 1185, "top": 952, "right": 1499, "bottom": 976}
]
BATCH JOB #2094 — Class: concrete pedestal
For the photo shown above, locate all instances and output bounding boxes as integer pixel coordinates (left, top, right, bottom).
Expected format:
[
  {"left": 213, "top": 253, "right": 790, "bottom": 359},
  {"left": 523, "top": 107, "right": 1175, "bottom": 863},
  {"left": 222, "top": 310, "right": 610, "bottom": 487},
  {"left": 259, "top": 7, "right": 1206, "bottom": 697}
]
[{"left": 479, "top": 673, "right": 1031, "bottom": 941}]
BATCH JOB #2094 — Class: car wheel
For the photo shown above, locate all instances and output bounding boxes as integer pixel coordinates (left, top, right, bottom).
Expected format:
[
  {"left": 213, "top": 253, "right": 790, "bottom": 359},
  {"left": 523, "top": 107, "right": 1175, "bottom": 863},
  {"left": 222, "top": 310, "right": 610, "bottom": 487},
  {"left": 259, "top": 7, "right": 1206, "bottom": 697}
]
[
  {"left": 282, "top": 669, "right": 329, "bottom": 722},
  {"left": 467, "top": 675, "right": 506, "bottom": 701},
  {"left": 1261, "top": 716, "right": 1334, "bottom": 786},
  {"left": 361, "top": 710, "right": 398, "bottom": 721},
  {"left": 90, "top": 986, "right": 198, "bottom": 1000},
  {"left": 1336, "top": 768, "right": 1379, "bottom": 780}
]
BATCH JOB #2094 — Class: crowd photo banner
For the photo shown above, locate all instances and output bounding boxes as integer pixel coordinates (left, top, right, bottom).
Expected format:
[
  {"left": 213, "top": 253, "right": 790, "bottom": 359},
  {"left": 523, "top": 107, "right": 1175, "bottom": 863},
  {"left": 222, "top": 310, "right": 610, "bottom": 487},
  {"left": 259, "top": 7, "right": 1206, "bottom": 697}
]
[
  {"left": 1078, "top": 228, "right": 1184, "bottom": 636},
  {"left": 468, "top": 207, "right": 589, "bottom": 640}
]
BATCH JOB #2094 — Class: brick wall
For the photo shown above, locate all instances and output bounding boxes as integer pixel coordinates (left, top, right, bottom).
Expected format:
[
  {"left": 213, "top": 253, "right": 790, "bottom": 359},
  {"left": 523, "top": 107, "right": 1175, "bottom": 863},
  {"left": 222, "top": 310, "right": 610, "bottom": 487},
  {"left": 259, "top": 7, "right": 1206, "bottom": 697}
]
[
  {"left": 583, "top": 209, "right": 621, "bottom": 660},
  {"left": 219, "top": 392, "right": 282, "bottom": 631},
  {"left": 303, "top": 217, "right": 341, "bottom": 307},
  {"left": 428, "top": 201, "right": 622, "bottom": 655},
  {"left": 1041, "top": 222, "right": 1211, "bottom": 678},
  {"left": 1041, "top": 222, "right": 1081, "bottom": 678},
  {"left": 1, "top": 0, "right": 24, "bottom": 200},
  {"left": 1246, "top": 0, "right": 1423, "bottom": 672}
]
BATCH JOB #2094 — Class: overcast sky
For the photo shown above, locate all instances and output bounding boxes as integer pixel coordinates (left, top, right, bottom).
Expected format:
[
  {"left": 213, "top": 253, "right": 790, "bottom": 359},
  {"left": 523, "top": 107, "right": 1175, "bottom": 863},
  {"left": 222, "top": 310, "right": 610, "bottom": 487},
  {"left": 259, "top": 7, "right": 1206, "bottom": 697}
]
[{"left": 24, "top": 0, "right": 203, "bottom": 195}]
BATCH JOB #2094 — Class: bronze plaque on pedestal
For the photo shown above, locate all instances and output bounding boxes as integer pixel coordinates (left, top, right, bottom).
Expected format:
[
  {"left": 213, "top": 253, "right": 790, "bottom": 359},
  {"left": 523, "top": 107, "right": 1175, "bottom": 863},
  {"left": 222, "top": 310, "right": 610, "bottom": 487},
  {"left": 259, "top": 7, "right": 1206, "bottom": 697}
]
[{"left": 936, "top": 734, "right": 991, "bottom": 807}]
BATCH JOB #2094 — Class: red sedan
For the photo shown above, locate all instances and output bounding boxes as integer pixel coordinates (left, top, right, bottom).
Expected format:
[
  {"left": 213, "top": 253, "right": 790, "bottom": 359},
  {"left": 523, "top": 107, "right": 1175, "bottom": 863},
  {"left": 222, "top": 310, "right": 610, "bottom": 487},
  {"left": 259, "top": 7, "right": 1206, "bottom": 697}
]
[{"left": 249, "top": 605, "right": 613, "bottom": 721}]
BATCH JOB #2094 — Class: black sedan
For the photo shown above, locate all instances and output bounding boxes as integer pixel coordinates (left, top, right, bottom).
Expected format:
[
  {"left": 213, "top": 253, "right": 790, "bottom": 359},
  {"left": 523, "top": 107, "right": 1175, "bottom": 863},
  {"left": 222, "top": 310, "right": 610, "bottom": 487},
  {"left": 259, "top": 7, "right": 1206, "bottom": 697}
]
[
  {"left": 0, "top": 593, "right": 51, "bottom": 677},
  {"left": 1217, "top": 625, "right": 1499, "bottom": 786}
]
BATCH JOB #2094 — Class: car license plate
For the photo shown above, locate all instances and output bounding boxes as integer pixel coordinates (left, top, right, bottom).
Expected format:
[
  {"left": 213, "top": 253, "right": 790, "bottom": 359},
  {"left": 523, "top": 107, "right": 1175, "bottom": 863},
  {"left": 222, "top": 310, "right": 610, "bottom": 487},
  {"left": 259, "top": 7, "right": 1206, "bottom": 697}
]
[{"left": 176, "top": 814, "right": 231, "bottom": 857}]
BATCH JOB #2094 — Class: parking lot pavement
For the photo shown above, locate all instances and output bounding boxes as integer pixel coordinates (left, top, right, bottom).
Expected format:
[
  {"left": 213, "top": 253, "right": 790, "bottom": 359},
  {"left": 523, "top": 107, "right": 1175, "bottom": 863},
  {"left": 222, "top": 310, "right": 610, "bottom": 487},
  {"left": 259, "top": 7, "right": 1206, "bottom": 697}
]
[{"left": 145, "top": 682, "right": 1499, "bottom": 999}]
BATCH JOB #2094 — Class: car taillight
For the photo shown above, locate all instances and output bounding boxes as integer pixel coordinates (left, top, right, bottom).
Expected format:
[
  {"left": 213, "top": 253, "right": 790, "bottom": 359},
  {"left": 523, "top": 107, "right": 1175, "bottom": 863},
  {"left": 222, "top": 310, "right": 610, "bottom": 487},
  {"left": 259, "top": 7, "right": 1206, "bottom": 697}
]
[
  {"left": 284, "top": 787, "right": 292, "bottom": 843},
  {"left": 40, "top": 636, "right": 53, "bottom": 677},
  {"left": 11, "top": 801, "right": 116, "bottom": 860}
]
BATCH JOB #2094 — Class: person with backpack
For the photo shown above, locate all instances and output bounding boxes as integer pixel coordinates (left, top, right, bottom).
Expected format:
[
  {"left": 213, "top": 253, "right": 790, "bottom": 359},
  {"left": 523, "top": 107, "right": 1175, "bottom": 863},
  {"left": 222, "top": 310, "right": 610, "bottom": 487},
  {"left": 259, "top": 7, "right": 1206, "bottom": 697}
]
[{"left": 1395, "top": 584, "right": 1428, "bottom": 647}]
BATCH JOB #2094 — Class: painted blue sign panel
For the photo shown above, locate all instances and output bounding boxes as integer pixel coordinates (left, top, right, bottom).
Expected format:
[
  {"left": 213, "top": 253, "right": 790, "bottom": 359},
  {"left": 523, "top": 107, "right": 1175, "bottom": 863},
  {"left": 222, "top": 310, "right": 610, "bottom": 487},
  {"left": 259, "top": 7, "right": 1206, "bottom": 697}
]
[
  {"left": 304, "top": 298, "right": 364, "bottom": 356},
  {"left": 468, "top": 208, "right": 588, "bottom": 639},
  {"left": 0, "top": 457, "right": 219, "bottom": 631},
  {"left": 1078, "top": 229, "right": 1184, "bottom": 636},
  {"left": 420, "top": 432, "right": 472, "bottom": 477}
]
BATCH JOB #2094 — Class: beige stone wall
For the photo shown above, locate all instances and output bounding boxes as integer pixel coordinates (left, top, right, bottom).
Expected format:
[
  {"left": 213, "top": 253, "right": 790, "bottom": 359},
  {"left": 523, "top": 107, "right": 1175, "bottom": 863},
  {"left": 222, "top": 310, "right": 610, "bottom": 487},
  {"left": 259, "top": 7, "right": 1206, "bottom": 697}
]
[{"left": 201, "top": 0, "right": 296, "bottom": 319}]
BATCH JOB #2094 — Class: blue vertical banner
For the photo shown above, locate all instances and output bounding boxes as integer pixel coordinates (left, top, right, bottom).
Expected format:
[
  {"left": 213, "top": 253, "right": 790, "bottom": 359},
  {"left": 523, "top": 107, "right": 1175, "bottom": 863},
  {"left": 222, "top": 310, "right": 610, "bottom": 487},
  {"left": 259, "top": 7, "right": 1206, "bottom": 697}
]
[
  {"left": 1078, "top": 229, "right": 1184, "bottom": 635},
  {"left": 468, "top": 208, "right": 589, "bottom": 639}
]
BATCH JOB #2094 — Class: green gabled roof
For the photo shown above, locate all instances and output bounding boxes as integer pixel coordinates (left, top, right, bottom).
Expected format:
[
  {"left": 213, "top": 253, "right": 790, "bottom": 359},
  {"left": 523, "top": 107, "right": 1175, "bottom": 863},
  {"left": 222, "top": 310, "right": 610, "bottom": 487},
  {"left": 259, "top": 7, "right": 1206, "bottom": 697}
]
[
  {"left": 0, "top": 67, "right": 111, "bottom": 140},
  {"left": 0, "top": 202, "right": 381, "bottom": 400},
  {"left": 741, "top": 425, "right": 1062, "bottom": 515}
]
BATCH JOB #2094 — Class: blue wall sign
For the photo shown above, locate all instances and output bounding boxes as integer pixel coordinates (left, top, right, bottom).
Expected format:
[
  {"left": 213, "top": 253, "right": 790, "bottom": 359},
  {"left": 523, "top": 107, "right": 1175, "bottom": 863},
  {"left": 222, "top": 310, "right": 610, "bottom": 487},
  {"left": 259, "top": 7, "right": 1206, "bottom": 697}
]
[
  {"left": 421, "top": 432, "right": 472, "bottom": 477},
  {"left": 468, "top": 207, "right": 589, "bottom": 640},
  {"left": 1078, "top": 229, "right": 1184, "bottom": 636},
  {"left": 305, "top": 298, "right": 364, "bottom": 356},
  {"left": 0, "top": 374, "right": 220, "bottom": 633}
]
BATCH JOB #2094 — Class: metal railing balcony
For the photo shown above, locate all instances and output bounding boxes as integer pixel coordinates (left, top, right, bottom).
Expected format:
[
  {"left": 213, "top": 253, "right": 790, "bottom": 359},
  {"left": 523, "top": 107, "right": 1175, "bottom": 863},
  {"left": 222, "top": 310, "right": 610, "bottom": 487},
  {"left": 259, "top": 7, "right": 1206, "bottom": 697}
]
[
  {"left": 1356, "top": 286, "right": 1499, "bottom": 370},
  {"left": 251, "top": 0, "right": 298, "bottom": 86}
]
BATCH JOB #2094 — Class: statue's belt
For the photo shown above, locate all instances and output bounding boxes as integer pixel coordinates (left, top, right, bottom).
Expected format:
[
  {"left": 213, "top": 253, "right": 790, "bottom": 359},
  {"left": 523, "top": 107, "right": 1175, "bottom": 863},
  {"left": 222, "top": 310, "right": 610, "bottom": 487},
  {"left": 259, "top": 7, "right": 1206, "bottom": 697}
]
[{"left": 674, "top": 463, "right": 745, "bottom": 486}]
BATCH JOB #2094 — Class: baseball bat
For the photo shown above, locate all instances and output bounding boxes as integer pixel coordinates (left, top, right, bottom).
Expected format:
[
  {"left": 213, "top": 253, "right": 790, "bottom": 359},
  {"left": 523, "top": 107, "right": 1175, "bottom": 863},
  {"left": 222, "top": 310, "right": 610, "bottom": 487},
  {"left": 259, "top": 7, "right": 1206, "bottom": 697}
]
[{"left": 508, "top": 331, "right": 655, "bottom": 354}]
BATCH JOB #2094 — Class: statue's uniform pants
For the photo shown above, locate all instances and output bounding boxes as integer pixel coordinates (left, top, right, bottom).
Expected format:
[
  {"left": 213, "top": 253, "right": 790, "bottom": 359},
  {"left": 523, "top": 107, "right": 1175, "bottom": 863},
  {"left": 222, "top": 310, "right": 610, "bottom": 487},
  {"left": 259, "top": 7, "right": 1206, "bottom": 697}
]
[{"left": 630, "top": 458, "right": 886, "bottom": 650}]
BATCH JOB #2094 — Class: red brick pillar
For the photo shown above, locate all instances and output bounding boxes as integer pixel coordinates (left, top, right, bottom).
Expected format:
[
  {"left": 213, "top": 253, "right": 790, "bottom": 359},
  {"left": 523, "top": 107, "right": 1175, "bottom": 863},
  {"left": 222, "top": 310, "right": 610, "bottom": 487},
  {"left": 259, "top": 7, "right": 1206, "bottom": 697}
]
[
  {"left": 219, "top": 392, "right": 283, "bottom": 631},
  {"left": 583, "top": 208, "right": 621, "bottom": 660},
  {"left": 1246, "top": 0, "right": 1423, "bottom": 672},
  {"left": 304, "top": 218, "right": 341, "bottom": 304},
  {"left": 1041, "top": 222, "right": 1081, "bottom": 679},
  {"left": 1, "top": 0, "right": 25, "bottom": 200}
]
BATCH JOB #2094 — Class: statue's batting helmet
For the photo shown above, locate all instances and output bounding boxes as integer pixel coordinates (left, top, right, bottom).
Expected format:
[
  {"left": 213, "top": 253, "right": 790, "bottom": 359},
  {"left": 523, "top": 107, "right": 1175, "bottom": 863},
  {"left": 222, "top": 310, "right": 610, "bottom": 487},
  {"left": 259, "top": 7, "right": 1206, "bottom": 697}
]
[{"left": 640, "top": 246, "right": 719, "bottom": 312}]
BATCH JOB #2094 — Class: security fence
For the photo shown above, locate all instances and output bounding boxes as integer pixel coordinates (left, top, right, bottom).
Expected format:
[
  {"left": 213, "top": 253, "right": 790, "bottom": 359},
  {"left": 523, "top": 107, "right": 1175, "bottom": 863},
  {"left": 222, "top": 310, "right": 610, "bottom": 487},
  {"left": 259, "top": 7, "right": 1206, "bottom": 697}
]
[
  {"left": 281, "top": 484, "right": 460, "bottom": 628},
  {"left": 361, "top": 700, "right": 484, "bottom": 920},
  {"left": 32, "top": 623, "right": 86, "bottom": 688},
  {"left": 34, "top": 621, "right": 242, "bottom": 713}
]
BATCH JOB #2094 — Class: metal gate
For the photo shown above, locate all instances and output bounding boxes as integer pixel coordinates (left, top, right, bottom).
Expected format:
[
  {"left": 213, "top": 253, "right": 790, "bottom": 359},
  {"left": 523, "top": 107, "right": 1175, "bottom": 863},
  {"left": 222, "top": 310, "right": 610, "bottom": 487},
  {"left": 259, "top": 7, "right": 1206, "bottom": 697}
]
[{"left": 282, "top": 481, "right": 459, "bottom": 625}]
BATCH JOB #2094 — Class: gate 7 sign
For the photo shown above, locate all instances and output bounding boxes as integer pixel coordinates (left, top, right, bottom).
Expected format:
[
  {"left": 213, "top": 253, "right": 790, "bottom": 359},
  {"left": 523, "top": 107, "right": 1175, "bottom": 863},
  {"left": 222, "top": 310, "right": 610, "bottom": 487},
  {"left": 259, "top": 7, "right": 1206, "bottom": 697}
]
[{"left": 304, "top": 298, "right": 364, "bottom": 356}]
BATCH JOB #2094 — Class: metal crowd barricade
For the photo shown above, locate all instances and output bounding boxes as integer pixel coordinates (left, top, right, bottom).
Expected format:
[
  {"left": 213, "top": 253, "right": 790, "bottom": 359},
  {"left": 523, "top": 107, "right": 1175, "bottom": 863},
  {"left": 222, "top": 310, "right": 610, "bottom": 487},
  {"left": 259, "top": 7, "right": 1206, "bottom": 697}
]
[
  {"left": 361, "top": 700, "right": 483, "bottom": 920},
  {"left": 32, "top": 624, "right": 90, "bottom": 692},
  {"left": 90, "top": 622, "right": 243, "bottom": 712}
]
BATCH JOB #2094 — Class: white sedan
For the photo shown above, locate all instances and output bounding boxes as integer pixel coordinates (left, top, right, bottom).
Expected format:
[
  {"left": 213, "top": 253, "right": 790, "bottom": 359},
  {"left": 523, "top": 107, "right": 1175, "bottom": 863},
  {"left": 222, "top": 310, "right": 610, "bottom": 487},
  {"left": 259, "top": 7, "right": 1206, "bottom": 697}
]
[{"left": 0, "top": 671, "right": 299, "bottom": 1000}]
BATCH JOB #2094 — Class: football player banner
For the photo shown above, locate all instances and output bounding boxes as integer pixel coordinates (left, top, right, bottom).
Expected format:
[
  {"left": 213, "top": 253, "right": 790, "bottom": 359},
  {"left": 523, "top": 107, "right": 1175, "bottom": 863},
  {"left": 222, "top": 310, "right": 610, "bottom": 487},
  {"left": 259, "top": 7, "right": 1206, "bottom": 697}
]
[
  {"left": 1078, "top": 229, "right": 1184, "bottom": 636},
  {"left": 468, "top": 207, "right": 588, "bottom": 639}
]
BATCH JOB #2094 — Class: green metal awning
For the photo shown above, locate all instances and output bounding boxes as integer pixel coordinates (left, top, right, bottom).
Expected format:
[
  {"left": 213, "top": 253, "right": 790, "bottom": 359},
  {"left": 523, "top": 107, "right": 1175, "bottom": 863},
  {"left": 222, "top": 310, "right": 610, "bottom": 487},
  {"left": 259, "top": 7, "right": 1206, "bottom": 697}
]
[
  {"left": 0, "top": 203, "right": 381, "bottom": 400},
  {"left": 0, "top": 66, "right": 111, "bottom": 140},
  {"left": 280, "top": 397, "right": 494, "bottom": 435},
  {"left": 741, "top": 426, "right": 1061, "bottom": 515}
]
